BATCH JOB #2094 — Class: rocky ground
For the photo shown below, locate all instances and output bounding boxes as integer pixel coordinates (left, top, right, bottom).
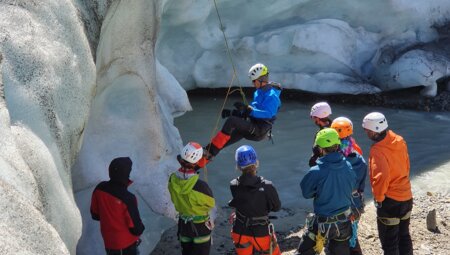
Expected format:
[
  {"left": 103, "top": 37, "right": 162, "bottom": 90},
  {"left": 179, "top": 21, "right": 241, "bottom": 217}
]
[{"left": 150, "top": 192, "right": 449, "bottom": 255}]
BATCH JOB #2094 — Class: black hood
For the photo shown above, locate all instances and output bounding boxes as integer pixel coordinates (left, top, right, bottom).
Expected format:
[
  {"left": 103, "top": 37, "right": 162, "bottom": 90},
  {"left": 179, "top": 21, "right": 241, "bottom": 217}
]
[
  {"left": 238, "top": 173, "right": 262, "bottom": 191},
  {"left": 109, "top": 157, "right": 132, "bottom": 185}
]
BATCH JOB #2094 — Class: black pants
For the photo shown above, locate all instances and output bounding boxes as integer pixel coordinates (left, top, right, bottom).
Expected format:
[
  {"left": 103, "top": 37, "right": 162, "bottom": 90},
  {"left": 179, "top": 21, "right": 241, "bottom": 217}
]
[
  {"left": 377, "top": 197, "right": 413, "bottom": 255},
  {"left": 222, "top": 116, "right": 271, "bottom": 146},
  {"left": 181, "top": 239, "right": 211, "bottom": 255},
  {"left": 178, "top": 219, "right": 212, "bottom": 255},
  {"left": 350, "top": 239, "right": 362, "bottom": 255},
  {"left": 296, "top": 219, "right": 352, "bottom": 255},
  {"left": 105, "top": 242, "right": 138, "bottom": 255}
]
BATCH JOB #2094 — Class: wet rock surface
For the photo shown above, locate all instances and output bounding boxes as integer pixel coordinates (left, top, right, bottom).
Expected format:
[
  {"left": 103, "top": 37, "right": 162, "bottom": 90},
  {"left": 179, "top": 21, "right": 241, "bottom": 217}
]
[{"left": 189, "top": 87, "right": 450, "bottom": 112}]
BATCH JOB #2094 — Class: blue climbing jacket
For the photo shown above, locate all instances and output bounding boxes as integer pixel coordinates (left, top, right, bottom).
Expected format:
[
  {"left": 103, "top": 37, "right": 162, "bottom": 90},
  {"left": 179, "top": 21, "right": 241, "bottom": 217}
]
[
  {"left": 249, "top": 83, "right": 281, "bottom": 121},
  {"left": 345, "top": 153, "right": 367, "bottom": 210},
  {"left": 300, "top": 152, "right": 356, "bottom": 217}
]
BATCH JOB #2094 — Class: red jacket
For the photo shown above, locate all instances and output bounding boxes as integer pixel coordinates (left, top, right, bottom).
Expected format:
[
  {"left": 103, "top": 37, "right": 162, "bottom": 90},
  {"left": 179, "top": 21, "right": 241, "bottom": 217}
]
[
  {"left": 91, "top": 180, "right": 145, "bottom": 249},
  {"left": 369, "top": 130, "right": 412, "bottom": 202}
]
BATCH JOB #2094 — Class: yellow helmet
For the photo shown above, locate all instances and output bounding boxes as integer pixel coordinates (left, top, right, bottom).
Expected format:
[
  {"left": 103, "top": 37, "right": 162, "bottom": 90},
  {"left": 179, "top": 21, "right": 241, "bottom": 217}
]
[
  {"left": 248, "top": 63, "right": 269, "bottom": 81},
  {"left": 331, "top": 117, "right": 353, "bottom": 139}
]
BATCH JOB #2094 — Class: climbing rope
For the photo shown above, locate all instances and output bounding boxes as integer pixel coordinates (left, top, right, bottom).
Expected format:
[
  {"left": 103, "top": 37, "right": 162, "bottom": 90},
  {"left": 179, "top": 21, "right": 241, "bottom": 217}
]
[
  {"left": 202, "top": 0, "right": 250, "bottom": 180},
  {"left": 212, "top": 0, "right": 247, "bottom": 104},
  {"left": 203, "top": 73, "right": 238, "bottom": 182}
]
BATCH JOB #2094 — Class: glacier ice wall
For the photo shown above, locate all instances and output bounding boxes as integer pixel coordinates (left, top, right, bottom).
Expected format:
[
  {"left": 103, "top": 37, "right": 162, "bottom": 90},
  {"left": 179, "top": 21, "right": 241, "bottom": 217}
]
[
  {"left": 0, "top": 1, "right": 96, "bottom": 254},
  {"left": 158, "top": 0, "right": 450, "bottom": 96},
  {"left": 72, "top": 0, "right": 191, "bottom": 254},
  {"left": 1, "top": 0, "right": 450, "bottom": 254}
]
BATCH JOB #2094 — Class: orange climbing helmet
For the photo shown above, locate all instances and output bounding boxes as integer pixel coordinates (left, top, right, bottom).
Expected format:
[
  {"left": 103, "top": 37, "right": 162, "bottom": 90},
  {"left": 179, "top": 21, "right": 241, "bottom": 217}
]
[{"left": 331, "top": 117, "right": 353, "bottom": 139}]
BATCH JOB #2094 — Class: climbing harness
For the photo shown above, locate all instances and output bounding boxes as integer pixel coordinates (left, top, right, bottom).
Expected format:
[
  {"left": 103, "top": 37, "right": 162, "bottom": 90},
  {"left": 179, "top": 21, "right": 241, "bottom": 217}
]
[
  {"left": 179, "top": 214, "right": 210, "bottom": 224},
  {"left": 178, "top": 214, "right": 212, "bottom": 244},
  {"left": 179, "top": 234, "right": 211, "bottom": 244},
  {"left": 350, "top": 191, "right": 364, "bottom": 219},
  {"left": 233, "top": 210, "right": 275, "bottom": 254},
  {"left": 378, "top": 211, "right": 411, "bottom": 226},
  {"left": 235, "top": 210, "right": 270, "bottom": 227},
  {"left": 306, "top": 208, "right": 353, "bottom": 253}
]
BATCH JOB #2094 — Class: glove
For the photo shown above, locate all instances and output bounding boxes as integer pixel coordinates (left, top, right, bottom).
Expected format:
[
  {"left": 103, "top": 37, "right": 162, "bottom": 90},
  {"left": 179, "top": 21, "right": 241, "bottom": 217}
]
[
  {"left": 221, "top": 109, "right": 247, "bottom": 119},
  {"left": 231, "top": 109, "right": 243, "bottom": 118},
  {"left": 233, "top": 102, "right": 252, "bottom": 118},
  {"left": 233, "top": 101, "right": 247, "bottom": 111},
  {"left": 221, "top": 109, "right": 231, "bottom": 119}
]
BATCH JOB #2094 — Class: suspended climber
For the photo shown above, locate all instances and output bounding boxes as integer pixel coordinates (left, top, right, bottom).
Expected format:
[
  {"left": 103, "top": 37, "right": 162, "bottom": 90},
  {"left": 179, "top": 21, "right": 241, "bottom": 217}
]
[{"left": 196, "top": 63, "right": 282, "bottom": 169}]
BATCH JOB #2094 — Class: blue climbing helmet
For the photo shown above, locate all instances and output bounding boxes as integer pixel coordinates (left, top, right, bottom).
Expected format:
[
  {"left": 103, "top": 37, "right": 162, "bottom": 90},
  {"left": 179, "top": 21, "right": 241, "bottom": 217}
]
[{"left": 235, "top": 145, "right": 258, "bottom": 168}]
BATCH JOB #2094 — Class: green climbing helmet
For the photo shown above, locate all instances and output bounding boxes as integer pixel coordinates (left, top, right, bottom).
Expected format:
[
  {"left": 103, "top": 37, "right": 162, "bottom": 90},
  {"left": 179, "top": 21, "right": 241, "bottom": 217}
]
[{"left": 315, "top": 128, "right": 341, "bottom": 148}]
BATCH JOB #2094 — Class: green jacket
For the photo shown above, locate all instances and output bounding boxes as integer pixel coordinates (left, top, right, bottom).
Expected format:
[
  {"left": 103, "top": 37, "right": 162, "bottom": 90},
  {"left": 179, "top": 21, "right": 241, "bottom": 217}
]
[{"left": 168, "top": 173, "right": 215, "bottom": 220}]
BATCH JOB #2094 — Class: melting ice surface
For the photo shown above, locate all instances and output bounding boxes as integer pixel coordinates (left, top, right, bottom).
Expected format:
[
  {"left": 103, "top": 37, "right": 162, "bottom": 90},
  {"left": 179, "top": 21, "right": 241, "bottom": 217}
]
[{"left": 175, "top": 96, "right": 450, "bottom": 209}]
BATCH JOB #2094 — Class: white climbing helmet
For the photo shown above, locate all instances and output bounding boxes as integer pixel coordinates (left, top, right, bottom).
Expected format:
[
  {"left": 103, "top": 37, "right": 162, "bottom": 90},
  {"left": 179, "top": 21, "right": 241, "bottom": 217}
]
[
  {"left": 362, "top": 112, "right": 388, "bottom": 133},
  {"left": 180, "top": 142, "right": 203, "bottom": 164},
  {"left": 310, "top": 102, "right": 332, "bottom": 118},
  {"left": 248, "top": 63, "right": 269, "bottom": 81}
]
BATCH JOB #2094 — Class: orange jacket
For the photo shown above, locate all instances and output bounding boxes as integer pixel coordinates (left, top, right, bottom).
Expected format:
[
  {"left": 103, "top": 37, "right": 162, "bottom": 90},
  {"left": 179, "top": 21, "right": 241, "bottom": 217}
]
[{"left": 369, "top": 130, "right": 412, "bottom": 202}]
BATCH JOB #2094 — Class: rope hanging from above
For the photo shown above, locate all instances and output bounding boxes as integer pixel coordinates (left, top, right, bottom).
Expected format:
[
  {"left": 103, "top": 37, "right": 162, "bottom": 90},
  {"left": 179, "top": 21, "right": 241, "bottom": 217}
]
[{"left": 201, "top": 0, "right": 252, "bottom": 180}]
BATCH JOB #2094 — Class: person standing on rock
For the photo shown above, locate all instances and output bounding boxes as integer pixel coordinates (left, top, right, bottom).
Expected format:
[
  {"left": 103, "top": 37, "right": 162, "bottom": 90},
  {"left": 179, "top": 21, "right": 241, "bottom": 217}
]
[
  {"left": 362, "top": 112, "right": 413, "bottom": 255},
  {"left": 196, "top": 63, "right": 282, "bottom": 169},
  {"left": 168, "top": 142, "right": 215, "bottom": 255},
  {"left": 331, "top": 117, "right": 367, "bottom": 255},
  {"left": 90, "top": 157, "right": 145, "bottom": 255},
  {"left": 308, "top": 102, "right": 333, "bottom": 167},
  {"left": 229, "top": 145, "right": 282, "bottom": 255},
  {"left": 295, "top": 128, "right": 356, "bottom": 255}
]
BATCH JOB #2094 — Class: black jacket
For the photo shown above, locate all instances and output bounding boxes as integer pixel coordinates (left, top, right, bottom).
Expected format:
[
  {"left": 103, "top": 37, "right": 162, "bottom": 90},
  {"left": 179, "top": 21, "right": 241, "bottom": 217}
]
[{"left": 228, "top": 173, "right": 281, "bottom": 236}]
